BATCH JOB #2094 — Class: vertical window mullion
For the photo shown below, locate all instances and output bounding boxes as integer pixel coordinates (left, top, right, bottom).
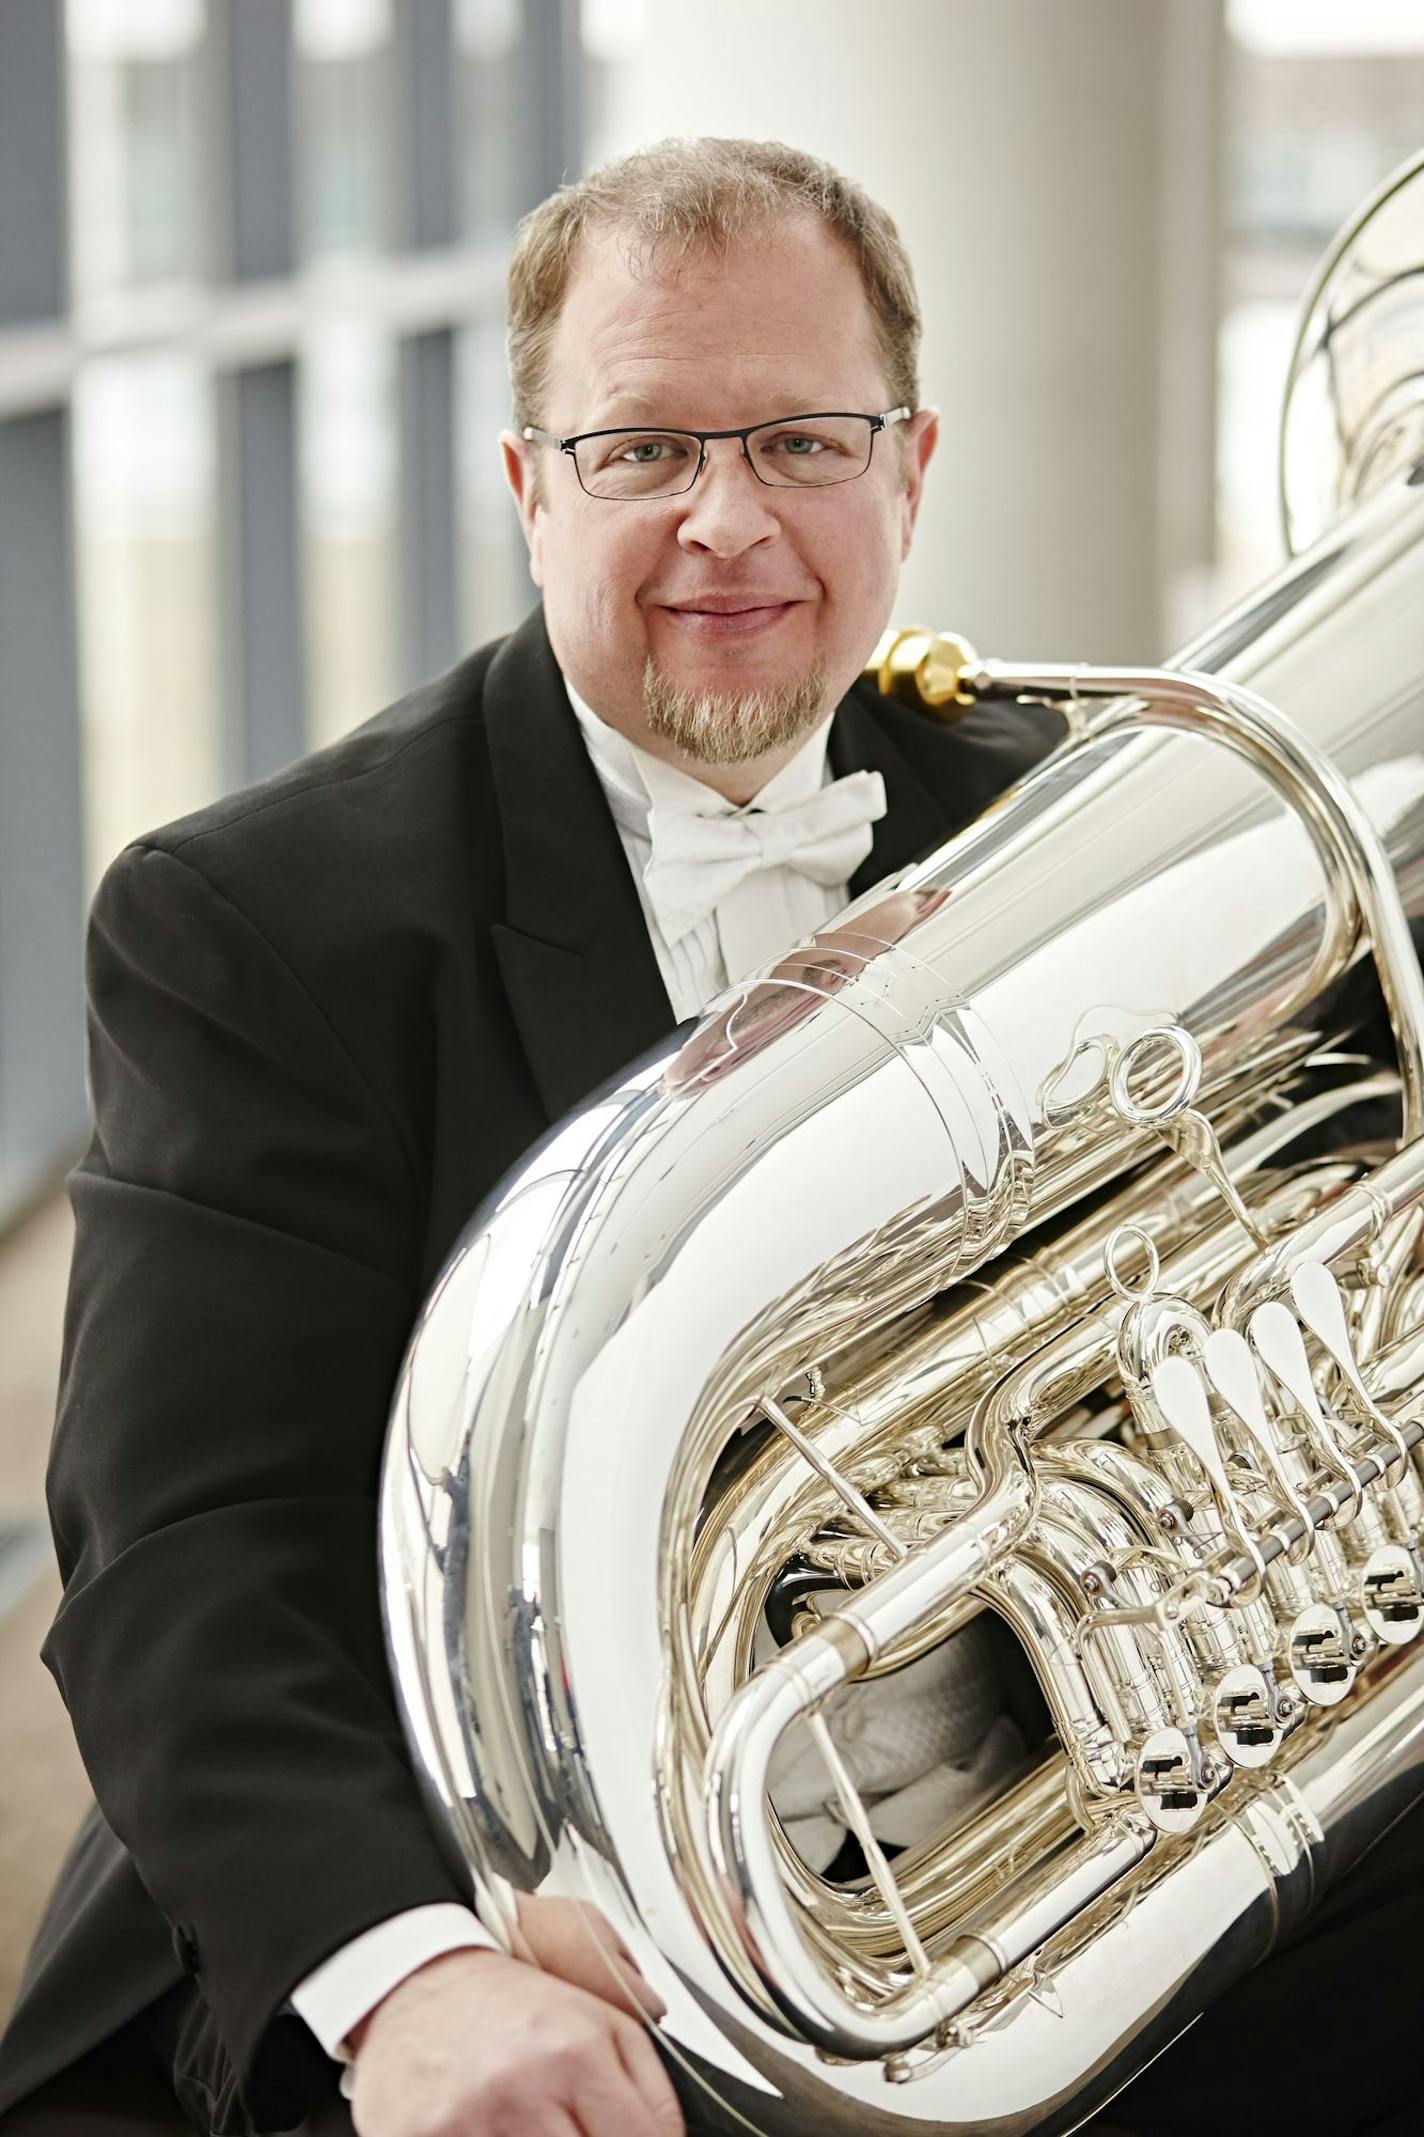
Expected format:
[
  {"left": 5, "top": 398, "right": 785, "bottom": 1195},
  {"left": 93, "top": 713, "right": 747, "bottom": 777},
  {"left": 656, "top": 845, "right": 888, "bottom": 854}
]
[
  {"left": 0, "top": 411, "right": 86, "bottom": 1221},
  {"left": 211, "top": 0, "right": 306, "bottom": 783},
  {"left": 218, "top": 361, "right": 305, "bottom": 785},
  {"left": 398, "top": 328, "right": 459, "bottom": 688},
  {"left": 0, "top": 3, "right": 86, "bottom": 1219}
]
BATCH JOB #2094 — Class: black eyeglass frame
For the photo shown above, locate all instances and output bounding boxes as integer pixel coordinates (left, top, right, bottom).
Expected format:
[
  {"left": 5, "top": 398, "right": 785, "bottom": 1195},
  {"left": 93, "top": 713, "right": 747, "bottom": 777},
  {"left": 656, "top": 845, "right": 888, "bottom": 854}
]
[{"left": 519, "top": 406, "right": 914, "bottom": 498}]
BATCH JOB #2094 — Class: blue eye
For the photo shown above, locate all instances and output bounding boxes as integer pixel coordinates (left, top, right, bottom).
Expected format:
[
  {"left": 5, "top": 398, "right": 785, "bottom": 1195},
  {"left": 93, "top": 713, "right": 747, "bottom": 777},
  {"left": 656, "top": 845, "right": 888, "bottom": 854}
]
[{"left": 604, "top": 434, "right": 690, "bottom": 467}]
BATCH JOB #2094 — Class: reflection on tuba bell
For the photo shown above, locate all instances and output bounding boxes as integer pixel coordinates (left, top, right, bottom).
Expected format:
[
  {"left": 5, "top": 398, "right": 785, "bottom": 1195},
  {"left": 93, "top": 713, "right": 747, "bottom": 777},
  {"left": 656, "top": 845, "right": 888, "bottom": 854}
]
[{"left": 379, "top": 153, "right": 1424, "bottom": 2132}]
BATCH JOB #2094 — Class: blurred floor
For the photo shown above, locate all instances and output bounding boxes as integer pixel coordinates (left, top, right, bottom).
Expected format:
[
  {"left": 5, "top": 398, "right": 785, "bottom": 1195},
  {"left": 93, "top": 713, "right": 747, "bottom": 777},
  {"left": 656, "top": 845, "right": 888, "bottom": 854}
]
[{"left": 0, "top": 1196, "right": 90, "bottom": 2032}]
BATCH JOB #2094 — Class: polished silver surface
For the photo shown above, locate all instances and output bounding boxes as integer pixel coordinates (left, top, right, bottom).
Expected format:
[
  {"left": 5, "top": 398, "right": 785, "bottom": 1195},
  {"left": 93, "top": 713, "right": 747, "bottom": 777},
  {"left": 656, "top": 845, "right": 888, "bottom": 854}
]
[
  {"left": 380, "top": 169, "right": 1424, "bottom": 2135},
  {"left": 1281, "top": 148, "right": 1424, "bottom": 557}
]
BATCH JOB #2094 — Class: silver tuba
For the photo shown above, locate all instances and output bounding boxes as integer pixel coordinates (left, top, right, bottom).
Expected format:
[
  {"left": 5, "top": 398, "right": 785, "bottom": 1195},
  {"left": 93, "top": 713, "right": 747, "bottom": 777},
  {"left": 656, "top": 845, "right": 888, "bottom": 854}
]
[{"left": 380, "top": 153, "right": 1424, "bottom": 2133}]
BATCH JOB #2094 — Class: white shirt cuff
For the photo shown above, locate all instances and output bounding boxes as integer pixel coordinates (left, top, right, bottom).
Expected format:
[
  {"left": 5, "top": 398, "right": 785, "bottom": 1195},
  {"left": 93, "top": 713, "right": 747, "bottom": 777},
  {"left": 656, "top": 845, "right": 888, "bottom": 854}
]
[{"left": 289, "top": 1903, "right": 501, "bottom": 2093}]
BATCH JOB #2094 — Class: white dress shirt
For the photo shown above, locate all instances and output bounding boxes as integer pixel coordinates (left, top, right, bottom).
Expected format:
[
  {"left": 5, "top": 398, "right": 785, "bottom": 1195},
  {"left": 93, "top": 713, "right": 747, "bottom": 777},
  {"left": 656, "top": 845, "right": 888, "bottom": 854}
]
[
  {"left": 290, "top": 672, "right": 868, "bottom": 2086},
  {"left": 565, "top": 678, "right": 855, "bottom": 1018}
]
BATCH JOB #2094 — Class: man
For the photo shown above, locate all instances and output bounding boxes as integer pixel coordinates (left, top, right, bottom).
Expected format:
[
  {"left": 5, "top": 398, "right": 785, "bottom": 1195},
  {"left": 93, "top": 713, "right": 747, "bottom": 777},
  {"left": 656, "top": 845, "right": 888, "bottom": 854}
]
[
  {"left": 0, "top": 137, "right": 1056, "bottom": 2137},
  {"left": 3, "top": 133, "right": 1419, "bottom": 2137}
]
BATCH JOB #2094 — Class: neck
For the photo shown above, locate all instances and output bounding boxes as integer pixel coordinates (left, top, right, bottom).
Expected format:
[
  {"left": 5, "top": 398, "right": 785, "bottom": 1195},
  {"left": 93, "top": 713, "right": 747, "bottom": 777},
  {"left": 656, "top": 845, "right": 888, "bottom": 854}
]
[{"left": 627, "top": 722, "right": 829, "bottom": 805}]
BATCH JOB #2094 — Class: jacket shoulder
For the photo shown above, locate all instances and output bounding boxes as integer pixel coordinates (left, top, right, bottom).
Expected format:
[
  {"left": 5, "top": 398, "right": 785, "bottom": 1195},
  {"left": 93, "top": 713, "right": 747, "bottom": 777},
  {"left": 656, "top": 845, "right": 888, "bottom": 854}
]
[{"left": 848, "top": 671, "right": 1061, "bottom": 808}]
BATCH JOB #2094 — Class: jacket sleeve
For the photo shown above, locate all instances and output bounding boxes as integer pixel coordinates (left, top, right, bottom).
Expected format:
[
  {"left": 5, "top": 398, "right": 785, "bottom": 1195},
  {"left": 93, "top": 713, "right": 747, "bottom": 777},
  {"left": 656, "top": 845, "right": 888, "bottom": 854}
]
[{"left": 41, "top": 840, "right": 470, "bottom": 2127}]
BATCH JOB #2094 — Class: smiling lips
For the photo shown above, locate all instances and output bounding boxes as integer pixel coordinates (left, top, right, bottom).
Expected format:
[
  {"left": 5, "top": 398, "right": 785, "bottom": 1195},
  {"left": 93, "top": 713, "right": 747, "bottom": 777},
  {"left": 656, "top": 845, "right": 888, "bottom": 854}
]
[{"left": 660, "top": 595, "right": 801, "bottom": 642}]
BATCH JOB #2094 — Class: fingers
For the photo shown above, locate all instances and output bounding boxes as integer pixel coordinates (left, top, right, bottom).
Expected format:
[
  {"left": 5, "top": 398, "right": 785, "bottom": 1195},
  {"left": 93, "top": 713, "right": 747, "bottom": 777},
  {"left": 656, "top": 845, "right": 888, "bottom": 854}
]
[
  {"left": 343, "top": 1934, "right": 684, "bottom": 2137},
  {"left": 577, "top": 1906, "right": 665, "bottom": 2017},
  {"left": 602, "top": 1966, "right": 668, "bottom": 2026},
  {"left": 517, "top": 1895, "right": 669, "bottom": 2026},
  {"left": 599, "top": 1936, "right": 668, "bottom": 2025},
  {"left": 554, "top": 2043, "right": 674, "bottom": 2137},
  {"left": 482, "top": 2019, "right": 670, "bottom": 2137},
  {"left": 612, "top": 2010, "right": 687, "bottom": 2135},
  {"left": 539, "top": 2002, "right": 679, "bottom": 2137}
]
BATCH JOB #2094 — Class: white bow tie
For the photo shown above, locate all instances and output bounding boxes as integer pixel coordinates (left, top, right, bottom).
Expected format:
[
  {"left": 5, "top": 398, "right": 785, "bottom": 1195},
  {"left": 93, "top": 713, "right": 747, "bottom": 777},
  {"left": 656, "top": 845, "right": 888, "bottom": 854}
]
[{"left": 641, "top": 769, "right": 887, "bottom": 948}]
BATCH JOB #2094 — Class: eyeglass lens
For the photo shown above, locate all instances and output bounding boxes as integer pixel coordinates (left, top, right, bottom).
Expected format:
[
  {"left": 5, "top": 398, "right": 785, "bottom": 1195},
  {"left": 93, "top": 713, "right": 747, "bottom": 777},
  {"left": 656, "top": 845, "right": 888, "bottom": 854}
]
[{"left": 573, "top": 415, "right": 877, "bottom": 498}]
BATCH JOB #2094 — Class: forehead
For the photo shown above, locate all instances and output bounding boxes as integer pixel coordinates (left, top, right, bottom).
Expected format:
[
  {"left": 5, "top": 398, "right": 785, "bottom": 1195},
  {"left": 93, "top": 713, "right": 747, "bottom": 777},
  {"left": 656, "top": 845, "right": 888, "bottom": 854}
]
[{"left": 544, "top": 216, "right": 887, "bottom": 428}]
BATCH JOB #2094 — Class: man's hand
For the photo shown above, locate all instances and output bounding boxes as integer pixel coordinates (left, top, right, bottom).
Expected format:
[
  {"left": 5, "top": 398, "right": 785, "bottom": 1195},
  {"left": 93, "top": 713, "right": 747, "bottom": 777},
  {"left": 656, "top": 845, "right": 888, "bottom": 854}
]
[
  {"left": 346, "top": 1918, "right": 685, "bottom": 2137},
  {"left": 508, "top": 1894, "right": 669, "bottom": 2025}
]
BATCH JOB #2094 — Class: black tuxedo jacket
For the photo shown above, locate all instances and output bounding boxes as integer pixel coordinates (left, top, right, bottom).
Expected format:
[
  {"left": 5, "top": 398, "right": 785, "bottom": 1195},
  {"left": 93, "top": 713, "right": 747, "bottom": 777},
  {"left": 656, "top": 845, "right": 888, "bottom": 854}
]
[{"left": 0, "top": 603, "right": 1057, "bottom": 2131}]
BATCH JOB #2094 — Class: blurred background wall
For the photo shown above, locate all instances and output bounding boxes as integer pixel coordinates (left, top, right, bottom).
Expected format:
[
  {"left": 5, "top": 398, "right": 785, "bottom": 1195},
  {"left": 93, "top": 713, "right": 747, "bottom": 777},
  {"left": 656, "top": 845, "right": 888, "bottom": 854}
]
[{"left": 0, "top": 0, "right": 1421, "bottom": 2028}]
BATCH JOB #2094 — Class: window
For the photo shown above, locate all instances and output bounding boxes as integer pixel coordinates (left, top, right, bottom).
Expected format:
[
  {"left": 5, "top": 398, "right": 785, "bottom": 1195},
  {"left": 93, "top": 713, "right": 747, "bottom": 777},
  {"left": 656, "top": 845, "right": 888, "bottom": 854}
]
[{"left": 1218, "top": 0, "right": 1424, "bottom": 597}]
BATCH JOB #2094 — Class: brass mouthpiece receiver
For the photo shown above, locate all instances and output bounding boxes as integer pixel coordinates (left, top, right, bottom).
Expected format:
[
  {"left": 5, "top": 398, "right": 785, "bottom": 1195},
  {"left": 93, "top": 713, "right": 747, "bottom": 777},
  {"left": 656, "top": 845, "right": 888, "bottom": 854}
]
[{"left": 864, "top": 626, "right": 982, "bottom": 716}]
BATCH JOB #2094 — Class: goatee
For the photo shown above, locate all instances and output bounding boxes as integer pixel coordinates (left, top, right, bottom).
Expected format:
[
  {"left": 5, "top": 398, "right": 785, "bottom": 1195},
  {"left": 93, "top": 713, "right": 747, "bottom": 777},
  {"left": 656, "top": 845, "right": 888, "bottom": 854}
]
[{"left": 642, "top": 655, "right": 829, "bottom": 765}]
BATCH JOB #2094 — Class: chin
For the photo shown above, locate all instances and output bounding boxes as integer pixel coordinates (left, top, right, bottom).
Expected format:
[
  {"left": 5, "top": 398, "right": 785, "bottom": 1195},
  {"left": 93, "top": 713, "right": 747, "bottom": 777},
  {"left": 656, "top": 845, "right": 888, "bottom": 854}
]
[
  {"left": 643, "top": 648, "right": 830, "bottom": 764},
  {"left": 678, "top": 656, "right": 800, "bottom": 694}
]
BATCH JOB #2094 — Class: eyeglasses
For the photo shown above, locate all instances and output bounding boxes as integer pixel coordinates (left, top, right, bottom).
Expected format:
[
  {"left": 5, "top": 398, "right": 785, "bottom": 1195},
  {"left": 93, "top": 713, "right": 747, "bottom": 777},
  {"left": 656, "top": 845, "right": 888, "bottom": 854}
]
[{"left": 520, "top": 406, "right": 912, "bottom": 501}]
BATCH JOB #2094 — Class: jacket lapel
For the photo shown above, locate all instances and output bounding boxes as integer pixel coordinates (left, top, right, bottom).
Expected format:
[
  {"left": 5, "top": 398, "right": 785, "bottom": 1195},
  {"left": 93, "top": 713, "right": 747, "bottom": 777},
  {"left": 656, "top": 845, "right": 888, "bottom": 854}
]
[
  {"left": 485, "top": 606, "right": 678, "bottom": 1123},
  {"left": 828, "top": 682, "right": 950, "bottom": 898},
  {"left": 484, "top": 611, "right": 955, "bottom": 1123}
]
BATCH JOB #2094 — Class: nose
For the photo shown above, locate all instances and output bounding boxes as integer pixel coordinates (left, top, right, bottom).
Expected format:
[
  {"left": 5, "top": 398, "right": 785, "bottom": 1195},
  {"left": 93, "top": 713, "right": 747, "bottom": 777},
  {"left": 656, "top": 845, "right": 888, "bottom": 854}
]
[{"left": 673, "top": 436, "right": 783, "bottom": 556}]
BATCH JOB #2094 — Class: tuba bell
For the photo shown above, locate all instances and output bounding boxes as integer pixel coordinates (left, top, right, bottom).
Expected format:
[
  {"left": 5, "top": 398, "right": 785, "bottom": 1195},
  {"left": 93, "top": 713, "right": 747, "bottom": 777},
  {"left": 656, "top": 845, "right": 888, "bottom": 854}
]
[{"left": 379, "top": 152, "right": 1424, "bottom": 2132}]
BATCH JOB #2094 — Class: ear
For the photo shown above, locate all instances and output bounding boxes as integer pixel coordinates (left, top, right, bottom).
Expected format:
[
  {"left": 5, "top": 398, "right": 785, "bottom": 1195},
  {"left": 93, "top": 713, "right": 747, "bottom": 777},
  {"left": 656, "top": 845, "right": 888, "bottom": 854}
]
[
  {"left": 500, "top": 430, "right": 545, "bottom": 588},
  {"left": 898, "top": 405, "right": 940, "bottom": 562}
]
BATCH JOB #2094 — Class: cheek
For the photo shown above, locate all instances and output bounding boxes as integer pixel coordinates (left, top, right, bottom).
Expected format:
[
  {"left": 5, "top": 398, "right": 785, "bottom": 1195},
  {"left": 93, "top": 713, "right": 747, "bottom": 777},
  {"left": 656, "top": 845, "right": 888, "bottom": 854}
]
[
  {"left": 552, "top": 513, "right": 660, "bottom": 609},
  {"left": 812, "top": 499, "right": 898, "bottom": 603},
  {"left": 544, "top": 515, "right": 664, "bottom": 664}
]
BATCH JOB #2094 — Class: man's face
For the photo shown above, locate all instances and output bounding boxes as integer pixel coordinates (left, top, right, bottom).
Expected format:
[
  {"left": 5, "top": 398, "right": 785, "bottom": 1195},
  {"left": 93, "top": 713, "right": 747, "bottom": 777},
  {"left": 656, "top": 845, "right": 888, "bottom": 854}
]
[{"left": 502, "top": 215, "right": 937, "bottom": 772}]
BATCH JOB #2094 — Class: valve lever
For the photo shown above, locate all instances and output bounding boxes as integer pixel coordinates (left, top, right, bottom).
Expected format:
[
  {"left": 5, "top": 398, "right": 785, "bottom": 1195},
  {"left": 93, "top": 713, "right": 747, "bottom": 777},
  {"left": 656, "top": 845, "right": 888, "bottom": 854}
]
[
  {"left": 1150, "top": 1356, "right": 1263, "bottom": 1592},
  {"left": 1289, "top": 1261, "right": 1413, "bottom": 1473},
  {"left": 1248, "top": 1300, "right": 1364, "bottom": 1516},
  {"left": 1157, "top": 1111, "right": 1271, "bottom": 1253},
  {"left": 1203, "top": 1327, "right": 1316, "bottom": 1547},
  {"left": 1106, "top": 1026, "right": 1270, "bottom": 1251}
]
